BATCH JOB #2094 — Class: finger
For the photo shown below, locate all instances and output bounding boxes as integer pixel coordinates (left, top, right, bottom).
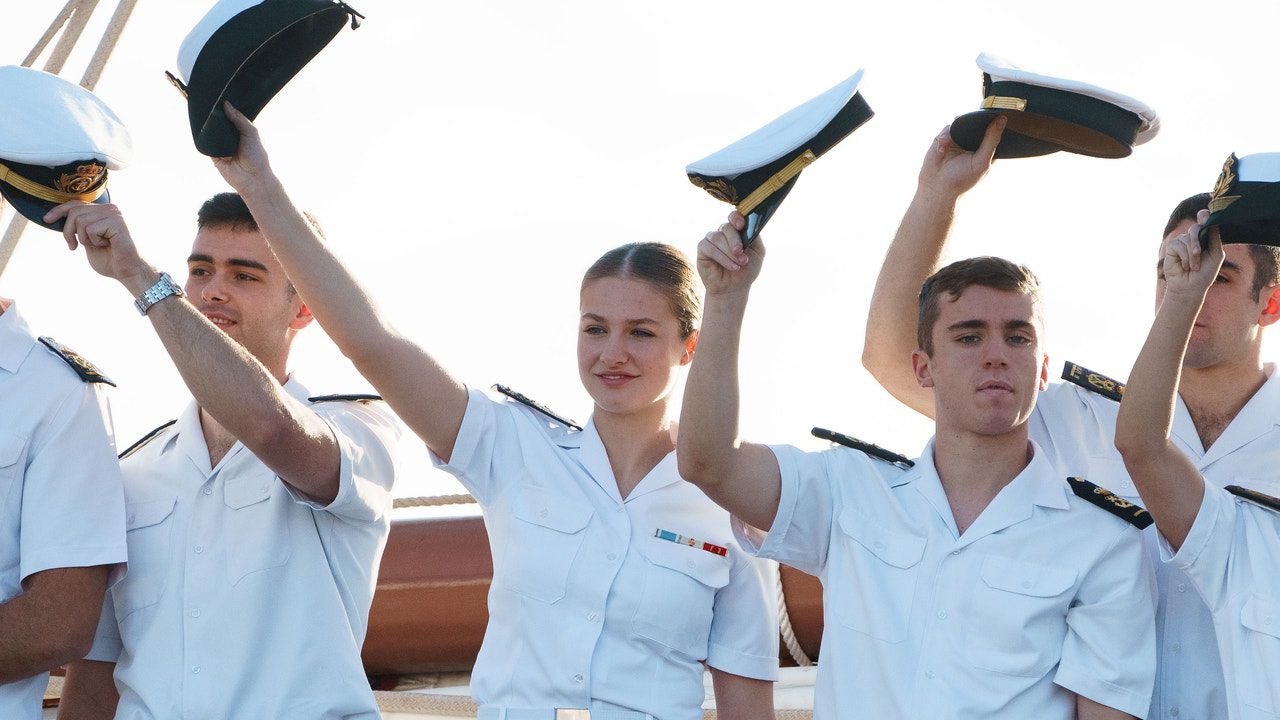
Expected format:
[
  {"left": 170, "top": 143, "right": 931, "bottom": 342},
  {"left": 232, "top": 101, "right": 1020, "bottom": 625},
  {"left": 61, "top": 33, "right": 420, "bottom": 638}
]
[
  {"left": 728, "top": 211, "right": 746, "bottom": 232},
  {"left": 975, "top": 115, "right": 1006, "bottom": 164},
  {"left": 698, "top": 237, "right": 740, "bottom": 272},
  {"left": 707, "top": 229, "right": 741, "bottom": 265},
  {"left": 1196, "top": 208, "right": 1211, "bottom": 225},
  {"left": 223, "top": 101, "right": 256, "bottom": 136},
  {"left": 84, "top": 218, "right": 116, "bottom": 247},
  {"left": 718, "top": 222, "right": 745, "bottom": 257}
]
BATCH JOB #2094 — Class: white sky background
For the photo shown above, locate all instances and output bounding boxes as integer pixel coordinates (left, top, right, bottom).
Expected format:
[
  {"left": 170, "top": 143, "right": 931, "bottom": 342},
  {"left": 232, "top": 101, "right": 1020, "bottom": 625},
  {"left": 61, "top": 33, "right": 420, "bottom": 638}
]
[{"left": 4, "top": 0, "right": 1280, "bottom": 501}]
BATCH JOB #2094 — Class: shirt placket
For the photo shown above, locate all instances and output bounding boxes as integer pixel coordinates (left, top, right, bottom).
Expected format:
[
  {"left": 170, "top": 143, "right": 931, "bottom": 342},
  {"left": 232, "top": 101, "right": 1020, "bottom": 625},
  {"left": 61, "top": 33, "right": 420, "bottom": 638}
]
[
  {"left": 182, "top": 470, "right": 219, "bottom": 719},
  {"left": 908, "top": 546, "right": 953, "bottom": 718},
  {"left": 573, "top": 498, "right": 630, "bottom": 698}
]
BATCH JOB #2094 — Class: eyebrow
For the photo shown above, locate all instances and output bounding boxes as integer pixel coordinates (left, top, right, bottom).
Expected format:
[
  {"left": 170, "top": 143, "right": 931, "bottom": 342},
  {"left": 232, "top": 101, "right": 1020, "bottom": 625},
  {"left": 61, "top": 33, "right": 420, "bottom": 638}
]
[
  {"left": 187, "top": 254, "right": 271, "bottom": 273},
  {"left": 582, "top": 313, "right": 660, "bottom": 325},
  {"left": 947, "top": 319, "right": 1036, "bottom": 333}
]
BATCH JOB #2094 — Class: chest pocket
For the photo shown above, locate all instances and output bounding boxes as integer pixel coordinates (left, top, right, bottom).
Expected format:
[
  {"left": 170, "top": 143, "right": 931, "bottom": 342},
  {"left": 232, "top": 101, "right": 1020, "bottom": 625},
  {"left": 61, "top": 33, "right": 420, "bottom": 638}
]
[
  {"left": 1240, "top": 595, "right": 1280, "bottom": 717},
  {"left": 632, "top": 536, "right": 731, "bottom": 658},
  {"left": 223, "top": 471, "right": 292, "bottom": 585},
  {"left": 831, "top": 508, "right": 925, "bottom": 643},
  {"left": 966, "top": 555, "right": 1077, "bottom": 677},
  {"left": 114, "top": 496, "right": 177, "bottom": 620},
  {"left": 0, "top": 432, "right": 27, "bottom": 504},
  {"left": 501, "top": 484, "right": 593, "bottom": 604}
]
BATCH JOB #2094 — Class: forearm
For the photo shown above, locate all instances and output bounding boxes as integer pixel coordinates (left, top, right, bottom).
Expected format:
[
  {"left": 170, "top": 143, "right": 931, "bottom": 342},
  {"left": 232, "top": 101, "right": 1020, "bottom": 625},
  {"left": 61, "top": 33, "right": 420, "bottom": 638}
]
[
  {"left": 1077, "top": 695, "right": 1136, "bottom": 720},
  {"left": 1115, "top": 292, "right": 1206, "bottom": 547},
  {"left": 679, "top": 292, "right": 750, "bottom": 488},
  {"left": 709, "top": 668, "right": 774, "bottom": 720},
  {"left": 862, "top": 186, "right": 958, "bottom": 417},
  {"left": 58, "top": 660, "right": 119, "bottom": 720},
  {"left": 0, "top": 568, "right": 108, "bottom": 683}
]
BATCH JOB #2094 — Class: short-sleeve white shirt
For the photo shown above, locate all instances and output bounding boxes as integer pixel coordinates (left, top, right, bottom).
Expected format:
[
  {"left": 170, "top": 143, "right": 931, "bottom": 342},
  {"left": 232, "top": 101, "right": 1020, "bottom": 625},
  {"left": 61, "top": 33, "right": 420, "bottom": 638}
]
[
  {"left": 432, "top": 388, "right": 779, "bottom": 720},
  {"left": 1034, "top": 366, "right": 1280, "bottom": 720},
  {"left": 1165, "top": 485, "right": 1280, "bottom": 720},
  {"left": 738, "top": 438, "right": 1156, "bottom": 720},
  {"left": 0, "top": 302, "right": 127, "bottom": 720},
  {"left": 85, "top": 377, "right": 400, "bottom": 719}
]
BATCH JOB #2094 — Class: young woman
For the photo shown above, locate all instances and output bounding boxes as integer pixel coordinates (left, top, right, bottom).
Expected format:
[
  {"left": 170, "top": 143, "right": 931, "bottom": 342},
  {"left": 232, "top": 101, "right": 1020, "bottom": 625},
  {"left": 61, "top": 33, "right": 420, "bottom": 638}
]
[{"left": 212, "top": 104, "right": 779, "bottom": 720}]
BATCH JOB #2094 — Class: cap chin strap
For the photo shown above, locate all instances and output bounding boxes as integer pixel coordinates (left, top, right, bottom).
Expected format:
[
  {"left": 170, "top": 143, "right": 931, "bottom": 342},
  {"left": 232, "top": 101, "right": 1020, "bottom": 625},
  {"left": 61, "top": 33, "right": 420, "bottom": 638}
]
[
  {"left": 737, "top": 149, "right": 817, "bottom": 216},
  {"left": 0, "top": 162, "right": 107, "bottom": 204}
]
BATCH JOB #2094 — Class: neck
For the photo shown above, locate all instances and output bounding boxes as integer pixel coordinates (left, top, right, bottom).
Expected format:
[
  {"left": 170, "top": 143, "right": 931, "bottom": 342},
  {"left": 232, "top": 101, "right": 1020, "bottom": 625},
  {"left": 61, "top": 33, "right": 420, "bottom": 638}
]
[
  {"left": 931, "top": 421, "right": 1031, "bottom": 534},
  {"left": 592, "top": 400, "right": 674, "bottom": 498},
  {"left": 1178, "top": 356, "right": 1269, "bottom": 448}
]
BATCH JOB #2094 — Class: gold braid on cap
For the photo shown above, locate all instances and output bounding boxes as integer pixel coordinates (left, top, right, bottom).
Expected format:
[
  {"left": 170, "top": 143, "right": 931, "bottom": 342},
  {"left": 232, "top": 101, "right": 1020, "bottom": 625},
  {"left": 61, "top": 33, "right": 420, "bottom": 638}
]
[
  {"left": 0, "top": 162, "right": 107, "bottom": 204},
  {"left": 737, "top": 150, "right": 817, "bottom": 215},
  {"left": 1209, "top": 154, "right": 1240, "bottom": 213}
]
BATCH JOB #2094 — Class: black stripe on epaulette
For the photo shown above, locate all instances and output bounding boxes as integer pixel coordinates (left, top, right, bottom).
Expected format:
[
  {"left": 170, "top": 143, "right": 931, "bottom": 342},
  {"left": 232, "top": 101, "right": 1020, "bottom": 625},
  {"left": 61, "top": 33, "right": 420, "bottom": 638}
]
[
  {"left": 1067, "top": 477, "right": 1153, "bottom": 529},
  {"left": 308, "top": 394, "right": 383, "bottom": 404},
  {"left": 1226, "top": 485, "right": 1280, "bottom": 513},
  {"left": 1061, "top": 361, "right": 1125, "bottom": 402},
  {"left": 812, "top": 427, "right": 914, "bottom": 470},
  {"left": 493, "top": 384, "right": 583, "bottom": 431},
  {"left": 38, "top": 336, "right": 115, "bottom": 387},
  {"left": 119, "top": 419, "right": 177, "bottom": 460}
]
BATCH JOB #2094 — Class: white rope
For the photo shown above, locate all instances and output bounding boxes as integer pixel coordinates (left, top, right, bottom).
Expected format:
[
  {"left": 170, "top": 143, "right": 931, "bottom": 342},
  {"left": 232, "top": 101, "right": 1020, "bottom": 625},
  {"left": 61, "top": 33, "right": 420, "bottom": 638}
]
[
  {"left": 393, "top": 494, "right": 478, "bottom": 509},
  {"left": 776, "top": 561, "right": 812, "bottom": 667}
]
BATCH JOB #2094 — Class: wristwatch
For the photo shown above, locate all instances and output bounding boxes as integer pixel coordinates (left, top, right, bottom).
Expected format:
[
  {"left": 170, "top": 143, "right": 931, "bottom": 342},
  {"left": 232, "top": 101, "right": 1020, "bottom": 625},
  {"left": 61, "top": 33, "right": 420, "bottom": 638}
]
[{"left": 133, "top": 272, "right": 185, "bottom": 315}]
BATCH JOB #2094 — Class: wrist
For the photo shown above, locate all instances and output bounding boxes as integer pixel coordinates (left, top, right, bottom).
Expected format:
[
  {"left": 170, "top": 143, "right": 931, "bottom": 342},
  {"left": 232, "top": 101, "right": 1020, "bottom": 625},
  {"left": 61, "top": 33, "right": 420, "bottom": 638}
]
[{"left": 119, "top": 263, "right": 163, "bottom": 296}]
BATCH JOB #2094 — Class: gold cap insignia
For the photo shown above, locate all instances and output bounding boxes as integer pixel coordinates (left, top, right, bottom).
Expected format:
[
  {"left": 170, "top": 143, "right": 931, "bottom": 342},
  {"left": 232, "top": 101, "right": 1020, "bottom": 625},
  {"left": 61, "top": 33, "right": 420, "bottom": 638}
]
[
  {"left": 54, "top": 163, "right": 106, "bottom": 195},
  {"left": 1209, "top": 153, "right": 1240, "bottom": 213},
  {"left": 690, "top": 176, "right": 739, "bottom": 204}
]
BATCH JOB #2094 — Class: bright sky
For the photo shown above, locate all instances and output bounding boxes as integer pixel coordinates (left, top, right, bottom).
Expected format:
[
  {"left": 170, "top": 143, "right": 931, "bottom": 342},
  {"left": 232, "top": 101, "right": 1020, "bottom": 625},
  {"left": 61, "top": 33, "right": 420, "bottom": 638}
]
[{"left": 4, "top": 1, "right": 1279, "bottom": 501}]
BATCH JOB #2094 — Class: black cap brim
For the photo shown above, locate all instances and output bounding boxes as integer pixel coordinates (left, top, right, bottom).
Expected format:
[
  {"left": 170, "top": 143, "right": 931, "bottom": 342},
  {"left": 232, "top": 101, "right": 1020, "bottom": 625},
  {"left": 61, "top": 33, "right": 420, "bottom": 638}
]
[
  {"left": 951, "top": 109, "right": 1133, "bottom": 159},
  {"left": 186, "top": 0, "right": 354, "bottom": 157},
  {"left": 0, "top": 182, "right": 111, "bottom": 231},
  {"left": 1204, "top": 183, "right": 1280, "bottom": 247}
]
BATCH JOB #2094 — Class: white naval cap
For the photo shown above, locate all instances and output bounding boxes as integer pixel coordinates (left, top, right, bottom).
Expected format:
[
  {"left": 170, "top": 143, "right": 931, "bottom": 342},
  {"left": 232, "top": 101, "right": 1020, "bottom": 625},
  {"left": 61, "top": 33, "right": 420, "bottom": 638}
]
[
  {"left": 686, "top": 69, "right": 873, "bottom": 244},
  {"left": 0, "top": 65, "right": 132, "bottom": 230},
  {"left": 1203, "top": 152, "right": 1280, "bottom": 247},
  {"left": 950, "top": 52, "right": 1159, "bottom": 159},
  {"left": 168, "top": 0, "right": 364, "bottom": 157}
]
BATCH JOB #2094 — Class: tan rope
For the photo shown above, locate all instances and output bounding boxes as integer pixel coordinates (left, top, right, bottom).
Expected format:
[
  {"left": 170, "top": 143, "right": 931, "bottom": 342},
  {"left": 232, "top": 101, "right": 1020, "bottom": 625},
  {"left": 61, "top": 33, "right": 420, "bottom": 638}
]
[
  {"left": 374, "top": 690, "right": 478, "bottom": 716},
  {"left": 80, "top": 0, "right": 139, "bottom": 88},
  {"left": 22, "top": 1, "right": 79, "bottom": 67},
  {"left": 775, "top": 561, "right": 812, "bottom": 667},
  {"left": 393, "top": 494, "right": 478, "bottom": 509}
]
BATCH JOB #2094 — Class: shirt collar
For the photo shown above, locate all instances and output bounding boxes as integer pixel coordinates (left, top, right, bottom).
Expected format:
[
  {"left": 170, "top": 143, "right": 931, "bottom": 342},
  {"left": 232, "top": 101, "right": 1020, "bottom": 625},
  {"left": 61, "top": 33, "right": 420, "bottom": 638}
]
[{"left": 0, "top": 300, "right": 39, "bottom": 375}]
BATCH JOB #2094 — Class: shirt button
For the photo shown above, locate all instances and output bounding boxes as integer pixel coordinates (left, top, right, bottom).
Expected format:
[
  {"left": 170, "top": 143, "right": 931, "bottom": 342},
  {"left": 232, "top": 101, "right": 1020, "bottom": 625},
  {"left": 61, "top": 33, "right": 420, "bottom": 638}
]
[
  {"left": 872, "top": 541, "right": 885, "bottom": 552},
  {"left": 571, "top": 673, "right": 584, "bottom": 684},
  {"left": 203, "top": 487, "right": 212, "bottom": 495},
  {"left": 191, "top": 609, "right": 201, "bottom": 618},
  {"left": 1171, "top": 643, "right": 1181, "bottom": 653},
  {"left": 950, "top": 550, "right": 959, "bottom": 556},
  {"left": 1176, "top": 584, "right": 1186, "bottom": 593},
  {"left": 615, "top": 505, "right": 624, "bottom": 513},
  {"left": 686, "top": 560, "right": 696, "bottom": 570},
  {"left": 924, "top": 670, "right": 935, "bottom": 679},
  {"left": 193, "top": 545, "right": 204, "bottom": 554},
  {"left": 1170, "top": 708, "right": 1180, "bottom": 717},
  {"left": 539, "top": 509, "right": 549, "bottom": 518},
  {"left": 587, "top": 612, "right": 599, "bottom": 622},
  {"left": 606, "top": 552, "right": 618, "bottom": 562},
  {"left": 1020, "top": 580, "right": 1033, "bottom": 590},
  {"left": 936, "top": 611, "right": 948, "bottom": 620},
  {"left": 191, "top": 666, "right": 201, "bottom": 675}
]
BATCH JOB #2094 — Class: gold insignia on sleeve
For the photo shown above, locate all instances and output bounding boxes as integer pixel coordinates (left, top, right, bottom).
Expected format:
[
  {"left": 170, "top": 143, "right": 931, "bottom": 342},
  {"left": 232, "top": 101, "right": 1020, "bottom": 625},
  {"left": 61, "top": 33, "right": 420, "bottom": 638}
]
[
  {"left": 54, "top": 163, "right": 106, "bottom": 195},
  {"left": 1068, "top": 477, "right": 1154, "bottom": 529},
  {"left": 1209, "top": 154, "right": 1241, "bottom": 213},
  {"left": 1062, "top": 361, "right": 1125, "bottom": 402}
]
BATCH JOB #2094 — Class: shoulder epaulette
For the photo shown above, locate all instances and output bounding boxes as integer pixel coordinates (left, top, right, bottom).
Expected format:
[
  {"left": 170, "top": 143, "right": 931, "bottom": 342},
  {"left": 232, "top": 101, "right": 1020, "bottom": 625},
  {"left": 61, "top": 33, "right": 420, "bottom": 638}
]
[
  {"left": 493, "top": 384, "right": 582, "bottom": 431},
  {"left": 1067, "top": 477, "right": 1153, "bottom": 529},
  {"left": 1061, "top": 361, "right": 1125, "bottom": 402},
  {"left": 308, "top": 393, "right": 383, "bottom": 404},
  {"left": 812, "top": 427, "right": 914, "bottom": 470},
  {"left": 1226, "top": 485, "right": 1280, "bottom": 513},
  {"left": 119, "top": 419, "right": 177, "bottom": 460},
  {"left": 38, "top": 336, "right": 115, "bottom": 386}
]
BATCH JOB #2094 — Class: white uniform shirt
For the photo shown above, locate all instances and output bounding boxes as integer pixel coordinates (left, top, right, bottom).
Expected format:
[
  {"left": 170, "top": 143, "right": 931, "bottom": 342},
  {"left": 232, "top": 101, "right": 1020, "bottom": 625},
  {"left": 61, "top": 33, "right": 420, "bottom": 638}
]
[
  {"left": 737, "top": 439, "right": 1156, "bottom": 720},
  {"left": 1033, "top": 366, "right": 1280, "bottom": 720},
  {"left": 0, "top": 303, "right": 128, "bottom": 720},
  {"left": 432, "top": 389, "right": 779, "bottom": 720},
  {"left": 86, "top": 377, "right": 400, "bottom": 720},
  {"left": 1164, "top": 485, "right": 1280, "bottom": 720}
]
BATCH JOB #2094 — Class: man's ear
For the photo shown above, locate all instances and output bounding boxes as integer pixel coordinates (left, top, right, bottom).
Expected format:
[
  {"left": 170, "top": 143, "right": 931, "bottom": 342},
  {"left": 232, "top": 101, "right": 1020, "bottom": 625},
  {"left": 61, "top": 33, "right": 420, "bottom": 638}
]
[
  {"left": 290, "top": 301, "right": 315, "bottom": 331},
  {"left": 1259, "top": 285, "right": 1280, "bottom": 328},
  {"left": 680, "top": 329, "right": 699, "bottom": 366},
  {"left": 912, "top": 349, "right": 934, "bottom": 388}
]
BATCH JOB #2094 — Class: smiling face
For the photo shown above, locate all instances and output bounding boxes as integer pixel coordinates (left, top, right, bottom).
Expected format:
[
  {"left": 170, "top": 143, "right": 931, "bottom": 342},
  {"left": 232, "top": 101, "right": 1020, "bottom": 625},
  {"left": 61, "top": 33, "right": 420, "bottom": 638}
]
[
  {"left": 185, "top": 224, "right": 311, "bottom": 379},
  {"left": 913, "top": 285, "right": 1049, "bottom": 437},
  {"left": 577, "top": 275, "right": 696, "bottom": 418},
  {"left": 1155, "top": 221, "right": 1277, "bottom": 370}
]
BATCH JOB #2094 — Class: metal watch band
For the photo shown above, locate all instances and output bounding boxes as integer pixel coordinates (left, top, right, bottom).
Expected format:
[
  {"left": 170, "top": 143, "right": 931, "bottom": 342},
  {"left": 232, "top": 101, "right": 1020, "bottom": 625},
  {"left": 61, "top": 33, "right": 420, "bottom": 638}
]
[{"left": 133, "top": 272, "right": 184, "bottom": 315}]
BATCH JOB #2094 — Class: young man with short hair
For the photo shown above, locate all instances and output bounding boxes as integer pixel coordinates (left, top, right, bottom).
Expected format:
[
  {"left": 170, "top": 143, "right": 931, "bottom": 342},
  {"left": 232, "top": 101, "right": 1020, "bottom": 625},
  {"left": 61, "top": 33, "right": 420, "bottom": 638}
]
[
  {"left": 862, "top": 123, "right": 1280, "bottom": 720},
  {"left": 678, "top": 213, "right": 1156, "bottom": 719},
  {"left": 51, "top": 189, "right": 400, "bottom": 719}
]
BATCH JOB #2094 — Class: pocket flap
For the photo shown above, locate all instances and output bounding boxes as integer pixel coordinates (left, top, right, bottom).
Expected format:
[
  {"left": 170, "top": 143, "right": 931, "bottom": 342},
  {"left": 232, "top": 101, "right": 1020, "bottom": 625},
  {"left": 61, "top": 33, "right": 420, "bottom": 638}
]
[
  {"left": 838, "top": 507, "right": 926, "bottom": 569},
  {"left": 1241, "top": 595, "right": 1280, "bottom": 639},
  {"left": 980, "top": 556, "right": 1077, "bottom": 597},
  {"left": 224, "top": 474, "right": 275, "bottom": 510},
  {"left": 512, "top": 486, "right": 592, "bottom": 534},
  {"left": 0, "top": 433, "right": 25, "bottom": 468},
  {"left": 126, "top": 497, "right": 176, "bottom": 530},
  {"left": 643, "top": 536, "right": 731, "bottom": 589}
]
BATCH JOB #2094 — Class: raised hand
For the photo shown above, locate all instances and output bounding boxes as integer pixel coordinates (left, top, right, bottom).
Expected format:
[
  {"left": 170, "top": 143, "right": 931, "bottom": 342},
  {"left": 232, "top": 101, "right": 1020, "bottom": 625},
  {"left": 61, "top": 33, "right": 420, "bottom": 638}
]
[
  {"left": 43, "top": 201, "right": 154, "bottom": 287},
  {"left": 210, "top": 102, "right": 274, "bottom": 194},
  {"left": 917, "top": 117, "right": 1005, "bottom": 199},
  {"left": 697, "top": 212, "right": 766, "bottom": 298},
  {"left": 1161, "top": 209, "right": 1223, "bottom": 299}
]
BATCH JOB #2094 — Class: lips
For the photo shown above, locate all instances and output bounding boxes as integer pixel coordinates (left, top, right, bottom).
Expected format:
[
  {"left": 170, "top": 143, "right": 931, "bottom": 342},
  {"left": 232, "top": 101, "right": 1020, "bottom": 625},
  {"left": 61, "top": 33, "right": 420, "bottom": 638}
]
[
  {"left": 201, "top": 310, "right": 238, "bottom": 329},
  {"left": 596, "top": 372, "right": 637, "bottom": 388},
  {"left": 977, "top": 379, "right": 1014, "bottom": 393}
]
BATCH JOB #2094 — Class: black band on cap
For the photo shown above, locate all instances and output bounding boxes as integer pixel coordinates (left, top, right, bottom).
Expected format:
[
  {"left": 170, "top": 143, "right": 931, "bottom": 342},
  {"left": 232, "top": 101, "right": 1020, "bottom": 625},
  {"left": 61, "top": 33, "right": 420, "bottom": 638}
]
[{"left": 985, "top": 80, "right": 1142, "bottom": 148}]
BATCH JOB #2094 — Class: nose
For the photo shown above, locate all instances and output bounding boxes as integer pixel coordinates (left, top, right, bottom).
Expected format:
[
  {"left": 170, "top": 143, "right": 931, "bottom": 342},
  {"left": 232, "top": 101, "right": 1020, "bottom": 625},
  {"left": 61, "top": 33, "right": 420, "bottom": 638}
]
[
  {"left": 199, "top": 272, "right": 228, "bottom": 305},
  {"left": 600, "top": 334, "right": 628, "bottom": 365},
  {"left": 982, "top": 341, "right": 1010, "bottom": 367}
]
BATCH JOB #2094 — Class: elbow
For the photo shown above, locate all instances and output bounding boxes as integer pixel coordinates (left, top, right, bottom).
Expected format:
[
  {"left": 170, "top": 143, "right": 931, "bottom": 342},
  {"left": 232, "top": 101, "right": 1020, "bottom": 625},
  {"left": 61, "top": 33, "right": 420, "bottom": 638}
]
[
  {"left": 38, "top": 619, "right": 97, "bottom": 672},
  {"left": 1112, "top": 427, "right": 1163, "bottom": 467},
  {"left": 676, "top": 450, "right": 723, "bottom": 492}
]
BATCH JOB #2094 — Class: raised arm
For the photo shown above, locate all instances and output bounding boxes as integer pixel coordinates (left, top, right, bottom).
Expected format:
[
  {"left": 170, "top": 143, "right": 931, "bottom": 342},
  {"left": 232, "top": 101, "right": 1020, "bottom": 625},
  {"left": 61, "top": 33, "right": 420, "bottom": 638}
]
[
  {"left": 211, "top": 104, "right": 467, "bottom": 461},
  {"left": 862, "top": 119, "right": 1004, "bottom": 418},
  {"left": 1114, "top": 211, "right": 1222, "bottom": 549},
  {"left": 677, "top": 213, "right": 782, "bottom": 531}
]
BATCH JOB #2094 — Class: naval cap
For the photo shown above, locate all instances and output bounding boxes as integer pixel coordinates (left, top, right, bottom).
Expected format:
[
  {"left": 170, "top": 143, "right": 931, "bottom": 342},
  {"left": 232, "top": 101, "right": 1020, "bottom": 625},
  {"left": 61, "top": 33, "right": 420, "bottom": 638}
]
[
  {"left": 169, "top": 0, "right": 363, "bottom": 157},
  {"left": 950, "top": 53, "right": 1158, "bottom": 159},
  {"left": 1202, "top": 152, "right": 1280, "bottom": 247},
  {"left": 686, "top": 69, "right": 872, "bottom": 244},
  {"left": 0, "top": 65, "right": 132, "bottom": 230}
]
